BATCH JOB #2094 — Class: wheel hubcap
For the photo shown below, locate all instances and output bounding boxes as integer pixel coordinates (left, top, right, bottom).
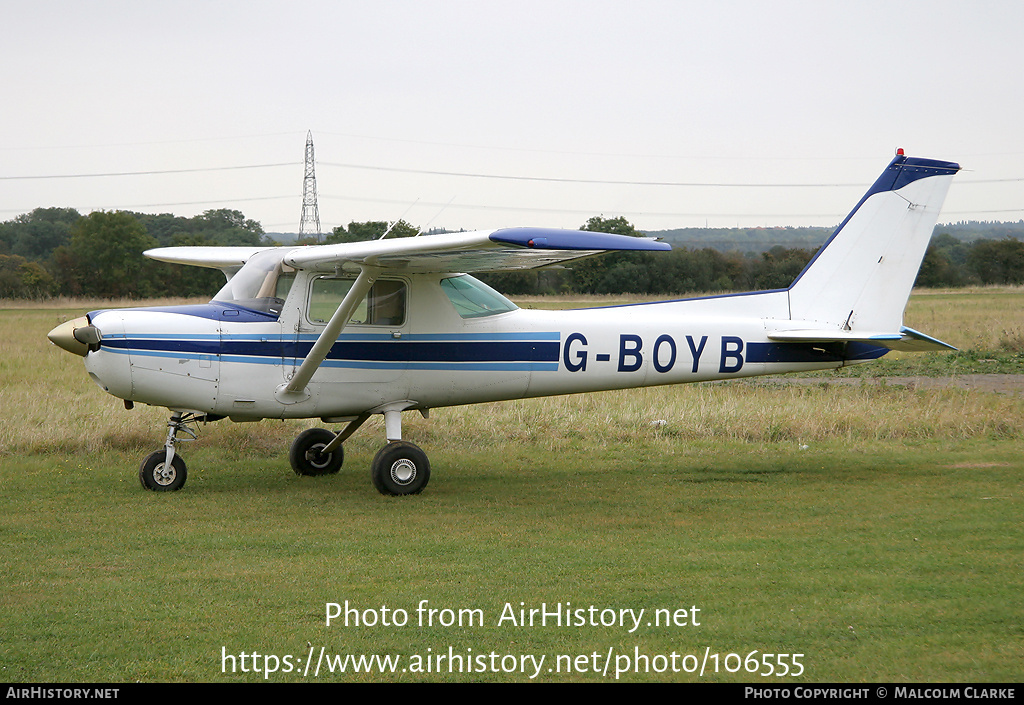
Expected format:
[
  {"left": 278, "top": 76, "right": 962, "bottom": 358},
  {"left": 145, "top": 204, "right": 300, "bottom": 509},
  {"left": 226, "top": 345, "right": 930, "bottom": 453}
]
[
  {"left": 390, "top": 458, "right": 417, "bottom": 485},
  {"left": 154, "top": 463, "right": 176, "bottom": 486},
  {"left": 306, "top": 444, "right": 331, "bottom": 469}
]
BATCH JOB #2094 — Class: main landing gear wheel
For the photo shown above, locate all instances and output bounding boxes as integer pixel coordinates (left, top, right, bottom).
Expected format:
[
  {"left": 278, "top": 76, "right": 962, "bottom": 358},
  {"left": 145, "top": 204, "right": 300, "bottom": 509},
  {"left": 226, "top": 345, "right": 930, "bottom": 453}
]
[
  {"left": 371, "top": 441, "right": 430, "bottom": 496},
  {"left": 139, "top": 451, "right": 187, "bottom": 492},
  {"left": 289, "top": 428, "right": 344, "bottom": 476}
]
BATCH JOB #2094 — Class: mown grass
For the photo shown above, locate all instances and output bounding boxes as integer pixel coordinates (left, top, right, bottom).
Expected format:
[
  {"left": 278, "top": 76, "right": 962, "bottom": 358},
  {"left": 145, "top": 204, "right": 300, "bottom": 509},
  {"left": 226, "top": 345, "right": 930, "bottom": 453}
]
[
  {"left": 1, "top": 291, "right": 1022, "bottom": 682},
  {"left": 3, "top": 439, "right": 1020, "bottom": 682}
]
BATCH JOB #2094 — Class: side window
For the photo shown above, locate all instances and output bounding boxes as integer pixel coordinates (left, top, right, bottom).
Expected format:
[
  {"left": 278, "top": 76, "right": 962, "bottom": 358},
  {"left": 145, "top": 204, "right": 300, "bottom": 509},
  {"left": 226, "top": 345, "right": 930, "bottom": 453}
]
[
  {"left": 275, "top": 272, "right": 296, "bottom": 301},
  {"left": 308, "top": 277, "right": 406, "bottom": 326}
]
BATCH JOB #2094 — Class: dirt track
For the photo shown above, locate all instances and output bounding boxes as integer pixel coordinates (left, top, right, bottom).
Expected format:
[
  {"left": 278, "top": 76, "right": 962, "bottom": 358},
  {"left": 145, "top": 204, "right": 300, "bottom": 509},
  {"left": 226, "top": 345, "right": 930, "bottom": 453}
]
[{"left": 753, "top": 374, "right": 1024, "bottom": 395}]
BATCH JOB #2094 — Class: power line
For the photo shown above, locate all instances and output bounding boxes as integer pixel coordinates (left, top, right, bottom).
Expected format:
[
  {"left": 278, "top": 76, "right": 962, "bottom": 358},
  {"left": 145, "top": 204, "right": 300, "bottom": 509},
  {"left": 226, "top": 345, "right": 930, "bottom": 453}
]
[
  {"left": 317, "top": 194, "right": 847, "bottom": 220},
  {"left": 99, "top": 195, "right": 296, "bottom": 210},
  {"left": 4, "top": 155, "right": 1022, "bottom": 189},
  {"left": 0, "top": 195, "right": 295, "bottom": 216},
  {"left": 0, "top": 162, "right": 300, "bottom": 180},
  {"left": 319, "top": 161, "right": 868, "bottom": 188},
  {"left": 321, "top": 161, "right": 1024, "bottom": 188},
  {"left": 316, "top": 130, "right": 1024, "bottom": 163},
  {"left": 0, "top": 131, "right": 304, "bottom": 152}
]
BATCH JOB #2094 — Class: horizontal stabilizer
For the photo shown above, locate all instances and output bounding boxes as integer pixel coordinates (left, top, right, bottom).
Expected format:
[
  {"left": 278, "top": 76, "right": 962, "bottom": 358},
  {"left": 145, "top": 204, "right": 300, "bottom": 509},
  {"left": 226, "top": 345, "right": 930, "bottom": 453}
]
[
  {"left": 768, "top": 326, "right": 956, "bottom": 352},
  {"left": 892, "top": 326, "right": 959, "bottom": 352}
]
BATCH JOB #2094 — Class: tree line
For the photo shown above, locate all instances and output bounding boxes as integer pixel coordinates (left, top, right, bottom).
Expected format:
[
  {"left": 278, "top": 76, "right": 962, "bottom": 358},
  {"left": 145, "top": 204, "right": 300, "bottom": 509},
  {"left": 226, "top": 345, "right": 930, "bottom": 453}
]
[
  {"left": 0, "top": 208, "right": 263, "bottom": 299},
  {"left": 478, "top": 217, "right": 1024, "bottom": 295},
  {"left": 1, "top": 208, "right": 1022, "bottom": 300}
]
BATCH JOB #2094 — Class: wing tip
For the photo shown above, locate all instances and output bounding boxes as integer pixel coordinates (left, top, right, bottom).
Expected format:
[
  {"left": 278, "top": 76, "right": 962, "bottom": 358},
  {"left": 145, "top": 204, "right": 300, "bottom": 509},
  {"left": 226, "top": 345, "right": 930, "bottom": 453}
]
[{"left": 489, "top": 227, "right": 671, "bottom": 252}]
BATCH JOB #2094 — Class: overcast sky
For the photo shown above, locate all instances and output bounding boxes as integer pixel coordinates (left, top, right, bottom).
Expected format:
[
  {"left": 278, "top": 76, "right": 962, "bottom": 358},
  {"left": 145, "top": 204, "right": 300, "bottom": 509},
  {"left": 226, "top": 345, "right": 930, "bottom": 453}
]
[{"left": 3, "top": 0, "right": 1021, "bottom": 233}]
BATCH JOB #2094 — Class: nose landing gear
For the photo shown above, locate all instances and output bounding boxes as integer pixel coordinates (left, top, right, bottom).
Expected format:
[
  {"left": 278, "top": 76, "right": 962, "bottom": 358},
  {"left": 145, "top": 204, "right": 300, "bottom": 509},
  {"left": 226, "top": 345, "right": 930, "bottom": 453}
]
[{"left": 138, "top": 411, "right": 201, "bottom": 492}]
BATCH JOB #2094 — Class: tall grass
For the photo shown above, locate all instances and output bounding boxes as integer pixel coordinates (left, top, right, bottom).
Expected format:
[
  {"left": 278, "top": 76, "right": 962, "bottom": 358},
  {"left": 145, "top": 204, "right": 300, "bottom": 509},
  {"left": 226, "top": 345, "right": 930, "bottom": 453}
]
[
  {"left": 903, "top": 286, "right": 1024, "bottom": 353},
  {"left": 425, "top": 382, "right": 1022, "bottom": 453},
  {"left": 3, "top": 291, "right": 1023, "bottom": 458}
]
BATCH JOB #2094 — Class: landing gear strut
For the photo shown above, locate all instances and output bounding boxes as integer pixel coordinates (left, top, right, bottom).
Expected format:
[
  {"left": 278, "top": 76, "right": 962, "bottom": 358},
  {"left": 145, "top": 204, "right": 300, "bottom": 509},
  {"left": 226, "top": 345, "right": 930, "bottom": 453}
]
[{"left": 370, "top": 408, "right": 430, "bottom": 495}]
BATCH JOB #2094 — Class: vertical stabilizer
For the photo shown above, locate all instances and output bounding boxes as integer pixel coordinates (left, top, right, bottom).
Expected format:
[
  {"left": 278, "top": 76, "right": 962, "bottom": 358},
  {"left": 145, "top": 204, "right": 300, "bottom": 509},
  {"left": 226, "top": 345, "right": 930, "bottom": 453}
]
[{"left": 787, "top": 154, "right": 959, "bottom": 332}]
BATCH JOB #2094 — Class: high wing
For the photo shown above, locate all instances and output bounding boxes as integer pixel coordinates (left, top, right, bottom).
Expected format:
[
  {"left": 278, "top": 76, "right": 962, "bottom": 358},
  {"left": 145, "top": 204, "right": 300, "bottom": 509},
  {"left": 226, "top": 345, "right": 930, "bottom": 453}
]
[
  {"left": 144, "top": 245, "right": 272, "bottom": 280},
  {"left": 281, "top": 227, "right": 670, "bottom": 273},
  {"left": 144, "top": 227, "right": 670, "bottom": 278},
  {"left": 143, "top": 227, "right": 671, "bottom": 404}
]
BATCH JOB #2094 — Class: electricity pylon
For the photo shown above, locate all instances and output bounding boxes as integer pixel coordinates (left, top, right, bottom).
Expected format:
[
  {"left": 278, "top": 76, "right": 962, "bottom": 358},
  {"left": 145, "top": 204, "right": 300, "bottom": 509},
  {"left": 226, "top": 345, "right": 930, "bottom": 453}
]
[{"left": 298, "top": 131, "right": 321, "bottom": 241}]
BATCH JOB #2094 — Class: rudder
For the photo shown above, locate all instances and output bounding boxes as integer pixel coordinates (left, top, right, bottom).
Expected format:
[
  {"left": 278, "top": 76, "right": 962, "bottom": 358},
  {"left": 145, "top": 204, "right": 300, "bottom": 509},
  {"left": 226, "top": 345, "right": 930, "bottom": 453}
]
[{"left": 786, "top": 153, "right": 959, "bottom": 333}]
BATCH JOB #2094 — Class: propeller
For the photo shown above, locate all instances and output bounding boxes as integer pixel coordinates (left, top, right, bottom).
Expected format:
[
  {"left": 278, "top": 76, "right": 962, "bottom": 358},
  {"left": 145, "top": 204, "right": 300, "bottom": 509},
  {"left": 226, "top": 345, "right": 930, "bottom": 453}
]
[{"left": 47, "top": 316, "right": 102, "bottom": 356}]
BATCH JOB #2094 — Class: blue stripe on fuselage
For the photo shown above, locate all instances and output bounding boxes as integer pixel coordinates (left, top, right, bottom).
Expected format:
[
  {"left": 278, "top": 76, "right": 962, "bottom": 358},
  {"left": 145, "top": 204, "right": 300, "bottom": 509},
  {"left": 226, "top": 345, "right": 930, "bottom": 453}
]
[
  {"left": 746, "top": 341, "right": 888, "bottom": 363},
  {"left": 101, "top": 334, "right": 562, "bottom": 365}
]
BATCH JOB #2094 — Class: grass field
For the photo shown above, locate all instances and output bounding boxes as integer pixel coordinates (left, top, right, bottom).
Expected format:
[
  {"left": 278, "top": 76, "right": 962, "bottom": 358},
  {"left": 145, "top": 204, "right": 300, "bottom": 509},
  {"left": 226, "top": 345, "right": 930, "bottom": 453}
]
[{"left": 1, "top": 289, "right": 1022, "bottom": 682}]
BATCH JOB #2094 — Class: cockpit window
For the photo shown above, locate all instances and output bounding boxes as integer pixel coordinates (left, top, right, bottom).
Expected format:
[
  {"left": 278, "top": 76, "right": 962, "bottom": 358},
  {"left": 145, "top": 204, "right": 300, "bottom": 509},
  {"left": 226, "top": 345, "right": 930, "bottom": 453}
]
[
  {"left": 212, "top": 249, "right": 295, "bottom": 317},
  {"left": 308, "top": 277, "right": 407, "bottom": 326},
  {"left": 440, "top": 275, "right": 518, "bottom": 318}
]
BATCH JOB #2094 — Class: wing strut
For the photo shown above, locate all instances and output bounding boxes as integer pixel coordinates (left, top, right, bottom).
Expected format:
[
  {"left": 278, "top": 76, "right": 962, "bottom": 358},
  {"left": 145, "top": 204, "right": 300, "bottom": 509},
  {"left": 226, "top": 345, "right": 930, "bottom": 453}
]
[{"left": 275, "top": 265, "right": 380, "bottom": 404}]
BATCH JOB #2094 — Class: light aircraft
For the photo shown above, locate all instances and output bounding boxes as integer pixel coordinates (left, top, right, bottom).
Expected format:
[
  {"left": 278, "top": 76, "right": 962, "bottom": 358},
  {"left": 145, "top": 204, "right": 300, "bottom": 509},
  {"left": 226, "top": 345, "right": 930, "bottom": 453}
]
[{"left": 48, "top": 151, "right": 959, "bottom": 495}]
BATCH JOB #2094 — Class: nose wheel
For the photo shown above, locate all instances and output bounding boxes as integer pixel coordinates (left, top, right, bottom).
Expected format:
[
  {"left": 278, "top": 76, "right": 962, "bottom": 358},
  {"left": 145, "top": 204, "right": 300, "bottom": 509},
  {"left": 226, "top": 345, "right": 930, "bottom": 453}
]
[
  {"left": 139, "top": 451, "right": 187, "bottom": 491},
  {"left": 139, "top": 411, "right": 199, "bottom": 492}
]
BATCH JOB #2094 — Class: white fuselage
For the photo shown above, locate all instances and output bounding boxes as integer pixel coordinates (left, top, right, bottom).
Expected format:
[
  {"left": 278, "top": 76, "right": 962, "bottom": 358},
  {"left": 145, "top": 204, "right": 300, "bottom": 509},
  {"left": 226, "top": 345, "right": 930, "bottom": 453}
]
[
  {"left": 83, "top": 271, "right": 874, "bottom": 422},
  {"left": 51, "top": 154, "right": 959, "bottom": 496}
]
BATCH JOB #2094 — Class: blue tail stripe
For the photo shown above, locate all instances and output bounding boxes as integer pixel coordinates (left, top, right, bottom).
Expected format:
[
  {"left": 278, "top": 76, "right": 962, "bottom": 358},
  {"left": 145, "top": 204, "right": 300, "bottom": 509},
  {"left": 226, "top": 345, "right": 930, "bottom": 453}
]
[{"left": 788, "top": 155, "right": 960, "bottom": 291}]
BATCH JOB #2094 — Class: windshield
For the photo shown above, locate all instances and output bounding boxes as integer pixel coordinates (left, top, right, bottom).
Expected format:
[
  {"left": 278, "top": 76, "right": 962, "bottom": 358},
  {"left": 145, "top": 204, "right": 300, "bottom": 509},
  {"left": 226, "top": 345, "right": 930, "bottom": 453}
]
[
  {"left": 212, "top": 249, "right": 295, "bottom": 316},
  {"left": 440, "top": 275, "right": 518, "bottom": 318}
]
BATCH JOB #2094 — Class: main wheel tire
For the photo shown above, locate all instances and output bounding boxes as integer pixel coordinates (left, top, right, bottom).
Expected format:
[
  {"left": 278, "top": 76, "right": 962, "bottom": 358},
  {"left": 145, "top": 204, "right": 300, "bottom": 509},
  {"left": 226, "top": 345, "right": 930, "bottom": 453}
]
[
  {"left": 139, "top": 451, "right": 187, "bottom": 492},
  {"left": 289, "top": 428, "right": 344, "bottom": 476},
  {"left": 371, "top": 441, "right": 430, "bottom": 495}
]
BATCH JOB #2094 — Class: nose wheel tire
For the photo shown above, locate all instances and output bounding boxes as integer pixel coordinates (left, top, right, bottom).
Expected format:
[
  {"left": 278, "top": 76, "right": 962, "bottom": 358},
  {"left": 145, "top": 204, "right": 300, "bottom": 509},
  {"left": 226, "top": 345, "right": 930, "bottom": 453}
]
[
  {"left": 371, "top": 441, "right": 430, "bottom": 496},
  {"left": 139, "top": 451, "right": 188, "bottom": 492},
  {"left": 289, "top": 428, "right": 344, "bottom": 476}
]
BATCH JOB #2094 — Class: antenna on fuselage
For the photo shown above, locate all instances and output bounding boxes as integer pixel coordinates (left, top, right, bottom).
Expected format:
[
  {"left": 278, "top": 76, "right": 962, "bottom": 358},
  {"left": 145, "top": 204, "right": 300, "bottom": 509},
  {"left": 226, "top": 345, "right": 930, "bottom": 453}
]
[
  {"left": 378, "top": 198, "right": 420, "bottom": 239},
  {"left": 418, "top": 195, "right": 457, "bottom": 236}
]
